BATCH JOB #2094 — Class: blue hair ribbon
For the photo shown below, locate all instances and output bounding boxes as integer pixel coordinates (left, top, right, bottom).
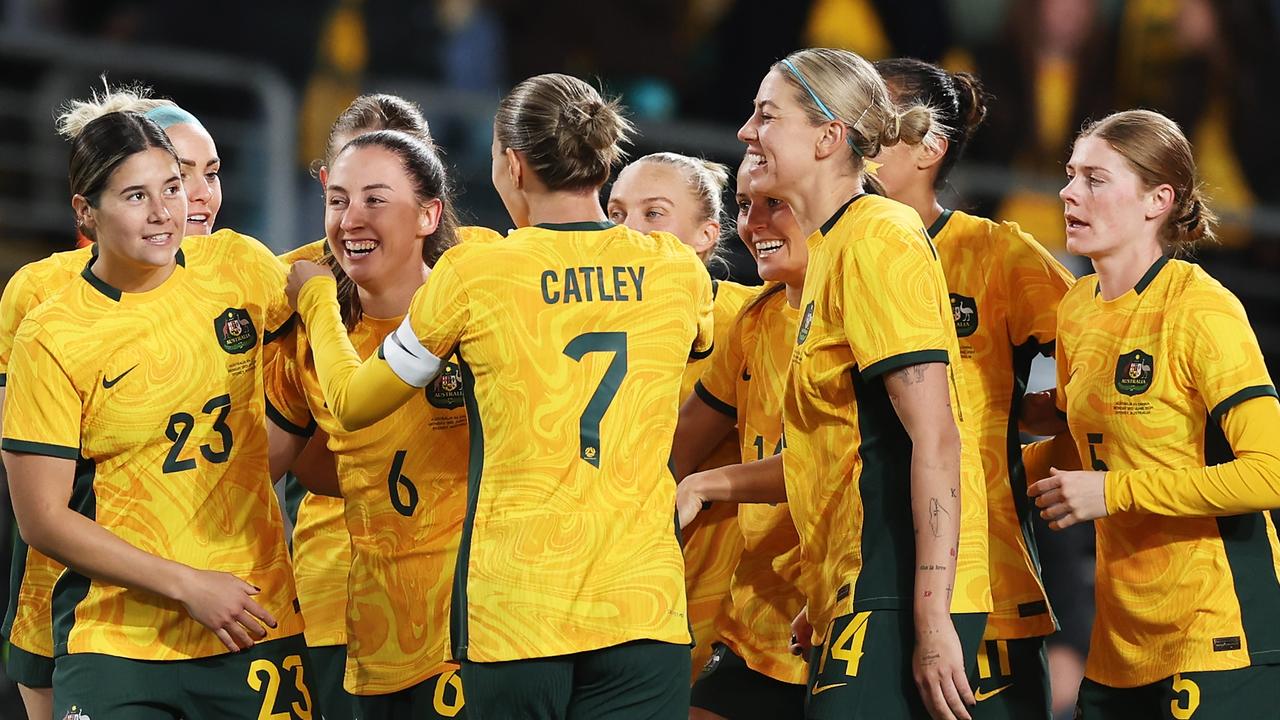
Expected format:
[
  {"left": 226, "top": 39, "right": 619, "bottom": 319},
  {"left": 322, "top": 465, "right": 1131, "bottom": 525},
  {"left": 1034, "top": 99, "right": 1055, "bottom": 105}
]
[
  {"left": 780, "top": 58, "right": 863, "bottom": 157},
  {"left": 144, "top": 105, "right": 205, "bottom": 131}
]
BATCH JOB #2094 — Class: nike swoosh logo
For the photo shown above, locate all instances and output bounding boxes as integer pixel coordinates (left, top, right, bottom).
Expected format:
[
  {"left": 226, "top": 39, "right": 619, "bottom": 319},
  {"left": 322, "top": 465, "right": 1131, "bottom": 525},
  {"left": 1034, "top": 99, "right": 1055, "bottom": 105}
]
[
  {"left": 102, "top": 365, "right": 138, "bottom": 389},
  {"left": 974, "top": 684, "right": 1013, "bottom": 702},
  {"left": 811, "top": 682, "right": 847, "bottom": 696}
]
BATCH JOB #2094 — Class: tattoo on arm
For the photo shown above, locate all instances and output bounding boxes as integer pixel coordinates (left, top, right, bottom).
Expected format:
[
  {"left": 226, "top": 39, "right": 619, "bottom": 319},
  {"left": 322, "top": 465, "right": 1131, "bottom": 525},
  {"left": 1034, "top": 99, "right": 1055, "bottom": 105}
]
[{"left": 928, "top": 497, "right": 950, "bottom": 538}]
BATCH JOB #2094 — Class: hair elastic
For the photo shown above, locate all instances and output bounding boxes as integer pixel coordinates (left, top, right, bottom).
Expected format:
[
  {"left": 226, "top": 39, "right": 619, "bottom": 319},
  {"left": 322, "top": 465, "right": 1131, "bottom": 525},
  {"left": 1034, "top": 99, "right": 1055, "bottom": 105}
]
[{"left": 780, "top": 58, "right": 872, "bottom": 157}]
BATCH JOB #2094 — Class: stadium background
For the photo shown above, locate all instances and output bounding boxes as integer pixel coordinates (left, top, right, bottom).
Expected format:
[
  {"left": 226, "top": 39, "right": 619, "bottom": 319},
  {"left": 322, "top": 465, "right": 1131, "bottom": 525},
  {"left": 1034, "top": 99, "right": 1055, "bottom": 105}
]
[{"left": 1, "top": 0, "right": 1278, "bottom": 717}]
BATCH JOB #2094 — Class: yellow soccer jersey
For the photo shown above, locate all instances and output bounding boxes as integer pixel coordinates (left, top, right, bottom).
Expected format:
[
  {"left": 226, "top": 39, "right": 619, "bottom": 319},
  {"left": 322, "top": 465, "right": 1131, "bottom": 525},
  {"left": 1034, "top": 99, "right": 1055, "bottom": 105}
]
[
  {"left": 267, "top": 309, "right": 468, "bottom": 694},
  {"left": 275, "top": 240, "right": 350, "bottom": 651},
  {"left": 931, "top": 210, "right": 1073, "bottom": 639},
  {"left": 2, "top": 229, "right": 304, "bottom": 661},
  {"left": 681, "top": 278, "right": 753, "bottom": 677},
  {"left": 271, "top": 225, "right": 499, "bottom": 653},
  {"left": 696, "top": 284, "right": 808, "bottom": 684},
  {"left": 380, "top": 220, "right": 712, "bottom": 662},
  {"left": 783, "top": 195, "right": 991, "bottom": 641},
  {"left": 1055, "top": 256, "right": 1280, "bottom": 687},
  {"left": 0, "top": 245, "right": 94, "bottom": 659}
]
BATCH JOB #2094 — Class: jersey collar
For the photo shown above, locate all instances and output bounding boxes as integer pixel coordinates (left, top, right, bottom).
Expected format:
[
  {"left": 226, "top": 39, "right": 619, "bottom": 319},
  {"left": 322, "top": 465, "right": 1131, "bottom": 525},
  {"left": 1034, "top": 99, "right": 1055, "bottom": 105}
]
[
  {"left": 533, "top": 220, "right": 616, "bottom": 232},
  {"left": 1094, "top": 254, "right": 1169, "bottom": 297},
  {"left": 819, "top": 194, "right": 868, "bottom": 236},
  {"left": 81, "top": 249, "right": 186, "bottom": 302},
  {"left": 927, "top": 209, "right": 954, "bottom": 238}
]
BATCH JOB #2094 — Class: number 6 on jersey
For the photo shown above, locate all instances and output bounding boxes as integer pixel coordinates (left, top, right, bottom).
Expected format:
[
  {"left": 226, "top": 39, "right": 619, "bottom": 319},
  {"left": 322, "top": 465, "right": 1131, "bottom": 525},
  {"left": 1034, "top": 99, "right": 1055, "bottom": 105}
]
[{"left": 562, "top": 331, "right": 628, "bottom": 468}]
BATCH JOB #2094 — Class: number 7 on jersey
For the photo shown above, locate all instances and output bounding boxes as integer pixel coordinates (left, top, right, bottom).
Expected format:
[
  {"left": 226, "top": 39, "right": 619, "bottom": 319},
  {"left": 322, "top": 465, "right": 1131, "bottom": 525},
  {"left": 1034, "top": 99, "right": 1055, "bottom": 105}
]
[{"left": 563, "top": 332, "right": 628, "bottom": 468}]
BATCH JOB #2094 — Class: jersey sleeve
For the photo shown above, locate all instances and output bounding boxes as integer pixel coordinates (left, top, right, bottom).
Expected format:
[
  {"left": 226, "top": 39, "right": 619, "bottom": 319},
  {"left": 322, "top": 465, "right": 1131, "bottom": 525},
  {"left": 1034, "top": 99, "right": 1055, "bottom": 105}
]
[
  {"left": 689, "top": 263, "right": 715, "bottom": 360},
  {"left": 238, "top": 233, "right": 294, "bottom": 342},
  {"left": 1, "top": 321, "right": 81, "bottom": 458},
  {"left": 695, "top": 303, "right": 747, "bottom": 418},
  {"left": 1186, "top": 288, "right": 1275, "bottom": 420},
  {"left": 1106, "top": 393, "right": 1280, "bottom": 516},
  {"left": 842, "top": 229, "right": 951, "bottom": 378},
  {"left": 394, "top": 252, "right": 470, "bottom": 381},
  {"left": 999, "top": 224, "right": 1074, "bottom": 352},
  {"left": 295, "top": 276, "right": 419, "bottom": 430},
  {"left": 0, "top": 264, "right": 39, "bottom": 385},
  {"left": 263, "top": 330, "right": 316, "bottom": 438}
]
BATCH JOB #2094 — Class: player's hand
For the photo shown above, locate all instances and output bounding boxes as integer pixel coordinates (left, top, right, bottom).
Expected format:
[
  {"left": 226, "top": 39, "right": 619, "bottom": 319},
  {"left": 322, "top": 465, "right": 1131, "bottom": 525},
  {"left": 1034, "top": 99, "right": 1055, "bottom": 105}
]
[
  {"left": 675, "top": 473, "right": 711, "bottom": 530},
  {"left": 176, "top": 568, "right": 278, "bottom": 653},
  {"left": 1019, "top": 389, "right": 1067, "bottom": 436},
  {"left": 913, "top": 619, "right": 974, "bottom": 720},
  {"left": 789, "top": 605, "right": 814, "bottom": 656},
  {"left": 1028, "top": 467, "right": 1108, "bottom": 530},
  {"left": 285, "top": 260, "right": 334, "bottom": 311}
]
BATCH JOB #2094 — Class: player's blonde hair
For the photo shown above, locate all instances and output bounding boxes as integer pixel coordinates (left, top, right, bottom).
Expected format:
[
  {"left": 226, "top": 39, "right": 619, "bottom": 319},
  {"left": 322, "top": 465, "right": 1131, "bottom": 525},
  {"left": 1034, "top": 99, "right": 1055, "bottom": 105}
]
[
  {"left": 56, "top": 81, "right": 175, "bottom": 140},
  {"left": 495, "top": 73, "right": 635, "bottom": 192},
  {"left": 1077, "top": 109, "right": 1218, "bottom": 256},
  {"left": 775, "top": 49, "right": 941, "bottom": 175},
  {"left": 625, "top": 152, "right": 731, "bottom": 264}
]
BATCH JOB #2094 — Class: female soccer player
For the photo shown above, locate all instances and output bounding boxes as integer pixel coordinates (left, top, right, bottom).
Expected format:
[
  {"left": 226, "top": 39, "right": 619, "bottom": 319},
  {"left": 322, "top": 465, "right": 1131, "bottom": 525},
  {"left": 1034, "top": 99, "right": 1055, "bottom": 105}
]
[
  {"left": 607, "top": 151, "right": 753, "bottom": 678},
  {"left": 737, "top": 48, "right": 990, "bottom": 720},
  {"left": 269, "top": 129, "right": 470, "bottom": 718},
  {"left": 275, "top": 92, "right": 449, "bottom": 720},
  {"left": 0, "top": 86, "right": 229, "bottom": 720},
  {"left": 1030, "top": 109, "right": 1280, "bottom": 718},
  {"left": 1, "top": 111, "right": 312, "bottom": 719},
  {"left": 287, "top": 73, "right": 711, "bottom": 718},
  {"left": 675, "top": 157, "right": 810, "bottom": 718},
  {"left": 873, "top": 58, "right": 1075, "bottom": 719}
]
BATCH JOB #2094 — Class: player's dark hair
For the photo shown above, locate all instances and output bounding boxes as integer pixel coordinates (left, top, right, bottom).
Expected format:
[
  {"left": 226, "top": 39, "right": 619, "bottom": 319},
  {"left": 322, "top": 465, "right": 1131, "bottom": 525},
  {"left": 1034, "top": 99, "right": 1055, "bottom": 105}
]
[
  {"left": 322, "top": 93, "right": 433, "bottom": 170},
  {"left": 875, "top": 58, "right": 989, "bottom": 190},
  {"left": 325, "top": 130, "right": 459, "bottom": 328},
  {"left": 494, "top": 73, "right": 634, "bottom": 192},
  {"left": 68, "top": 111, "right": 178, "bottom": 239}
]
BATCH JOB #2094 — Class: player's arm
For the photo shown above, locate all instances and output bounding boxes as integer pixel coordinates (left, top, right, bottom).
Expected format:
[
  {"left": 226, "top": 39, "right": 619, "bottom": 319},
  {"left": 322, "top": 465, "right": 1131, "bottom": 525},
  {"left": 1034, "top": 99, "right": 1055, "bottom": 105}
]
[
  {"left": 287, "top": 266, "right": 422, "bottom": 430},
  {"left": 290, "top": 429, "right": 341, "bottom": 498},
  {"left": 671, "top": 390, "right": 736, "bottom": 481},
  {"left": 1021, "top": 431, "right": 1082, "bottom": 483},
  {"left": 677, "top": 454, "right": 787, "bottom": 529}
]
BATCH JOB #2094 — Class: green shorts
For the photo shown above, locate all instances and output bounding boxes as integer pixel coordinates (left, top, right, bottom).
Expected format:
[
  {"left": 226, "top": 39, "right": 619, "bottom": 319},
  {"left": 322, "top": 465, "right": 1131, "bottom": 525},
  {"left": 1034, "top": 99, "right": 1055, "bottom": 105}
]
[
  {"left": 53, "top": 634, "right": 315, "bottom": 720},
  {"left": 4, "top": 638, "right": 53, "bottom": 688},
  {"left": 805, "top": 610, "right": 986, "bottom": 720},
  {"left": 306, "top": 643, "right": 357, "bottom": 719},
  {"left": 356, "top": 667, "right": 466, "bottom": 719},
  {"left": 691, "top": 642, "right": 805, "bottom": 718},
  {"left": 460, "top": 639, "right": 689, "bottom": 720},
  {"left": 969, "top": 636, "right": 1050, "bottom": 720},
  {"left": 1077, "top": 664, "right": 1280, "bottom": 719}
]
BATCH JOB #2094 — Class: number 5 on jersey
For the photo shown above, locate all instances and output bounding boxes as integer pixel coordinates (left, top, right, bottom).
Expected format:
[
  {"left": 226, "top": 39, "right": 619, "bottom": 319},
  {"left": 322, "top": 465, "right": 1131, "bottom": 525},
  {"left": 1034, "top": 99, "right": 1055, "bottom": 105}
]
[{"left": 563, "top": 332, "right": 628, "bottom": 468}]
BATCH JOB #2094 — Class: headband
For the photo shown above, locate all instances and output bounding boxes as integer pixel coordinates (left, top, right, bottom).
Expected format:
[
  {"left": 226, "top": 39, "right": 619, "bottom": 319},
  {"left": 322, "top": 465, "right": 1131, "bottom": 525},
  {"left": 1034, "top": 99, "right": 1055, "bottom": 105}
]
[
  {"left": 144, "top": 105, "right": 205, "bottom": 131},
  {"left": 779, "top": 58, "right": 872, "bottom": 157}
]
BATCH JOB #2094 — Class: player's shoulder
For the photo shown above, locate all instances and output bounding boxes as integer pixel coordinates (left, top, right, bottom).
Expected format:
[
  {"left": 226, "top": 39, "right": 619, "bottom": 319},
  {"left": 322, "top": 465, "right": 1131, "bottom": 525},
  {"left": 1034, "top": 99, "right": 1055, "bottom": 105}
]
[
  {"left": 277, "top": 238, "right": 327, "bottom": 264},
  {"left": 184, "top": 228, "right": 278, "bottom": 268},
  {"left": 458, "top": 225, "right": 503, "bottom": 245},
  {"left": 714, "top": 279, "right": 756, "bottom": 314},
  {"left": 831, "top": 195, "right": 929, "bottom": 255},
  {"left": 5, "top": 245, "right": 94, "bottom": 299},
  {"left": 1165, "top": 259, "right": 1243, "bottom": 315}
]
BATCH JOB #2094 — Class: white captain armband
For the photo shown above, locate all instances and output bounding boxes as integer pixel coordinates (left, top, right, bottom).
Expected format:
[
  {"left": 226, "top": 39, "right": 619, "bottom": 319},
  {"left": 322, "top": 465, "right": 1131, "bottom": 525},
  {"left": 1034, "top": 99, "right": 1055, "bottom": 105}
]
[{"left": 380, "top": 316, "right": 443, "bottom": 388}]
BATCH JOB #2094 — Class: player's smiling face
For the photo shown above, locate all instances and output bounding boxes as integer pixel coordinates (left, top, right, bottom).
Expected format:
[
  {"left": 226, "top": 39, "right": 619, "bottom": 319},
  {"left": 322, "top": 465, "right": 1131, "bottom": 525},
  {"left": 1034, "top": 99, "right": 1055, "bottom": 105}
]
[
  {"left": 80, "top": 147, "right": 186, "bottom": 271},
  {"left": 607, "top": 161, "right": 715, "bottom": 258},
  {"left": 324, "top": 144, "right": 437, "bottom": 292},
  {"left": 737, "top": 69, "right": 825, "bottom": 201},
  {"left": 735, "top": 162, "right": 806, "bottom": 287},
  {"left": 1061, "top": 135, "right": 1167, "bottom": 259},
  {"left": 165, "top": 122, "right": 222, "bottom": 237}
]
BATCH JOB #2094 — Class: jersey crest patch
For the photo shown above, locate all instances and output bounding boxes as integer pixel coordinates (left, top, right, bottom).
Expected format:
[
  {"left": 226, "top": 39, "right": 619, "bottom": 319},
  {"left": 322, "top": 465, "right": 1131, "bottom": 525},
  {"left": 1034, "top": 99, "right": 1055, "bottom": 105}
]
[
  {"left": 797, "top": 301, "right": 815, "bottom": 345},
  {"left": 949, "top": 293, "right": 978, "bottom": 337},
  {"left": 426, "top": 361, "right": 465, "bottom": 409},
  {"left": 62, "top": 707, "right": 92, "bottom": 720},
  {"left": 215, "top": 307, "right": 258, "bottom": 355},
  {"left": 1115, "top": 349, "right": 1153, "bottom": 396}
]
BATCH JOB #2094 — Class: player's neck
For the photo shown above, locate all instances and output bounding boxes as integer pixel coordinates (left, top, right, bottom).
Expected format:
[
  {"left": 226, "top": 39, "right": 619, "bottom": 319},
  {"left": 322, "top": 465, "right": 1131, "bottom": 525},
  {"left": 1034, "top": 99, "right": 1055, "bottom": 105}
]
[
  {"left": 784, "top": 281, "right": 804, "bottom": 308},
  {"left": 897, "top": 186, "right": 944, "bottom": 231},
  {"left": 357, "top": 261, "right": 429, "bottom": 319},
  {"left": 524, "top": 190, "right": 609, "bottom": 228},
  {"left": 91, "top": 252, "right": 176, "bottom": 295},
  {"left": 1091, "top": 242, "right": 1164, "bottom": 301},
  {"left": 790, "top": 172, "right": 864, "bottom": 238}
]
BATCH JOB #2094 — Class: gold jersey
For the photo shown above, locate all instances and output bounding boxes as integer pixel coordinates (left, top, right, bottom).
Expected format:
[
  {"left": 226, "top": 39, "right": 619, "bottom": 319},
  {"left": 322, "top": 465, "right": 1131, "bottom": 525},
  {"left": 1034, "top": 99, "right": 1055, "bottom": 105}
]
[
  {"left": 697, "top": 285, "right": 808, "bottom": 684},
  {"left": 782, "top": 195, "right": 991, "bottom": 641},
  {"left": 931, "top": 209, "right": 1073, "bottom": 639},
  {"left": 2, "top": 230, "right": 303, "bottom": 660},
  {"left": 1056, "top": 257, "right": 1280, "bottom": 687}
]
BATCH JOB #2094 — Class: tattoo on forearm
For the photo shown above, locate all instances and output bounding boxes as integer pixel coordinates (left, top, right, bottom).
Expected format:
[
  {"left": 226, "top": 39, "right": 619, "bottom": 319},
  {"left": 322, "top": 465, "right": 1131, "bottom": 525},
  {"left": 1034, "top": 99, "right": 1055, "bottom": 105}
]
[
  {"left": 891, "top": 365, "right": 929, "bottom": 387},
  {"left": 928, "top": 497, "right": 950, "bottom": 538},
  {"left": 918, "top": 564, "right": 948, "bottom": 571}
]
